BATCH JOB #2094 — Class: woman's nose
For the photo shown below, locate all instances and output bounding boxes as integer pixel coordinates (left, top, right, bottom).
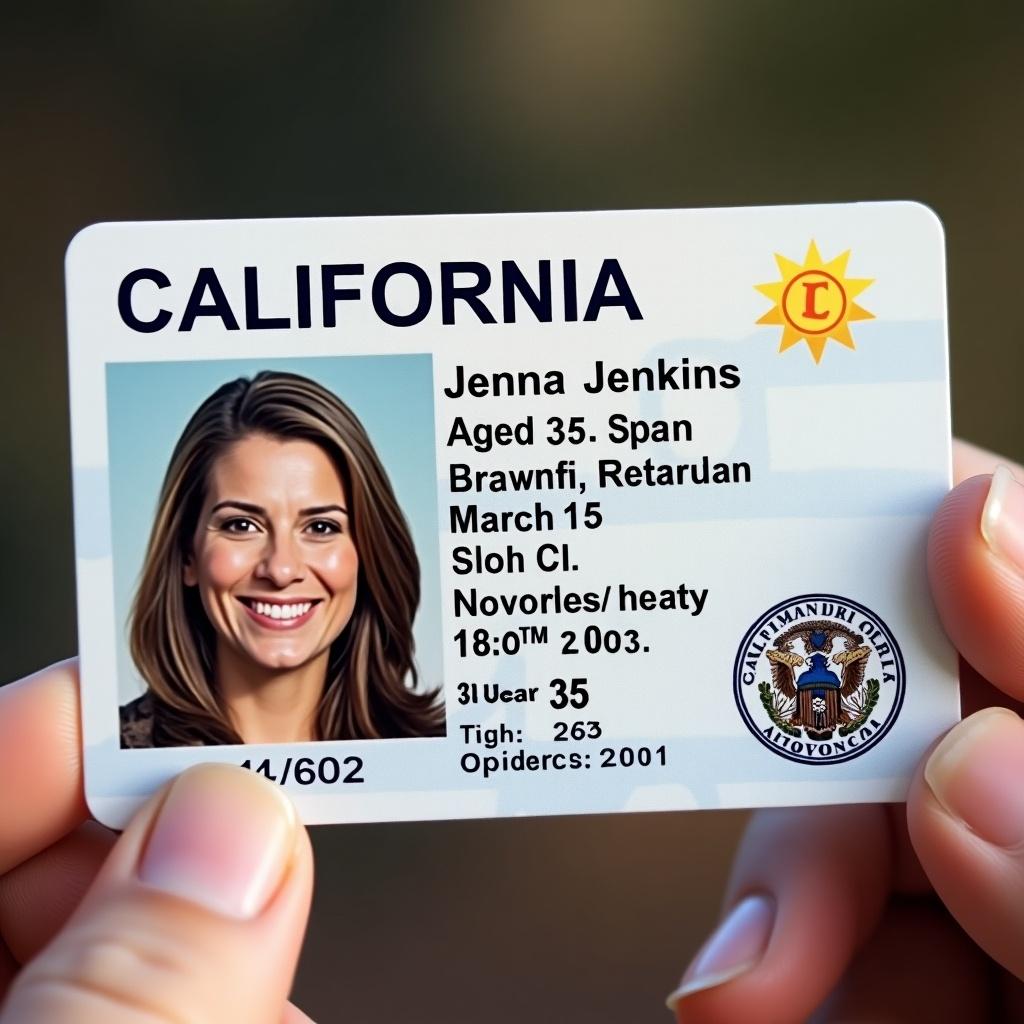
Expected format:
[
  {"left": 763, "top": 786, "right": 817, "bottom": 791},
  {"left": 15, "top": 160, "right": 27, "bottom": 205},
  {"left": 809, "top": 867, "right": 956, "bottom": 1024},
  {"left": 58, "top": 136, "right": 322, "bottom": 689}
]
[{"left": 256, "top": 535, "right": 304, "bottom": 587}]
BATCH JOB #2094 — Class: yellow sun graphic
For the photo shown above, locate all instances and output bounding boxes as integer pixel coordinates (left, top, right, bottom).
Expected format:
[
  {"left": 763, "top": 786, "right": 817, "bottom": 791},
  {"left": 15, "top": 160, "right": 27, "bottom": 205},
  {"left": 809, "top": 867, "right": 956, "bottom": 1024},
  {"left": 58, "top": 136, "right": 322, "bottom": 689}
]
[{"left": 755, "top": 241, "right": 874, "bottom": 363}]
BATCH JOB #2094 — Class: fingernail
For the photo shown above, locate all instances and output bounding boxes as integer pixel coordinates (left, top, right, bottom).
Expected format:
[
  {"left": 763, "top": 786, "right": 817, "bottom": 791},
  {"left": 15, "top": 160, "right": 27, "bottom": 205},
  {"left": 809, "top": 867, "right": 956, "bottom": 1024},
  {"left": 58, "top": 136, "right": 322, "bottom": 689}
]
[
  {"left": 665, "top": 893, "right": 774, "bottom": 1010},
  {"left": 139, "top": 763, "right": 297, "bottom": 919},
  {"left": 981, "top": 465, "right": 1024, "bottom": 572},
  {"left": 924, "top": 707, "right": 1024, "bottom": 848}
]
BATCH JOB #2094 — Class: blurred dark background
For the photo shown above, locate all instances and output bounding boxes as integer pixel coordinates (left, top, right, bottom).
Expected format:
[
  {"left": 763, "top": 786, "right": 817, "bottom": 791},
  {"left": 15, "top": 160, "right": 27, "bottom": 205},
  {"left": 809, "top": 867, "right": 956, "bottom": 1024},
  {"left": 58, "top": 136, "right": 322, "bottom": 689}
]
[{"left": 2, "top": 2, "right": 1022, "bottom": 1021}]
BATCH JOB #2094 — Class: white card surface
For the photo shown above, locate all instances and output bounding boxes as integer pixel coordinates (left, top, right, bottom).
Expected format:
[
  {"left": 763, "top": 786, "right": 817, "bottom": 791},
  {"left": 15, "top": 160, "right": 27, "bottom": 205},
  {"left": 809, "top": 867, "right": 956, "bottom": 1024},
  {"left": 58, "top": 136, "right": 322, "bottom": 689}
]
[{"left": 65, "top": 203, "right": 958, "bottom": 827}]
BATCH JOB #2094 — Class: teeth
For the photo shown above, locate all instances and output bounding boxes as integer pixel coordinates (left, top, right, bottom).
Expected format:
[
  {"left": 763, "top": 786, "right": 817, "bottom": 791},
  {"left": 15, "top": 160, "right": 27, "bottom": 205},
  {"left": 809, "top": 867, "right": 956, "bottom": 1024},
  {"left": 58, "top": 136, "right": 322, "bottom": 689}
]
[{"left": 251, "top": 601, "right": 313, "bottom": 620}]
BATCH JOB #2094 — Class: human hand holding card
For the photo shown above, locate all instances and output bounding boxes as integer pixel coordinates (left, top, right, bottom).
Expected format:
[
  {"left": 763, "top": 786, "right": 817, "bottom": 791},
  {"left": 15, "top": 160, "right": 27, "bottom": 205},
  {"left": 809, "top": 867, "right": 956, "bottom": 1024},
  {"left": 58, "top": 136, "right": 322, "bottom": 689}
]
[
  {"left": 668, "top": 440, "right": 1024, "bottom": 1021},
  {"left": 0, "top": 664, "right": 314, "bottom": 1023},
  {"left": 4, "top": 435, "right": 1022, "bottom": 1021}
]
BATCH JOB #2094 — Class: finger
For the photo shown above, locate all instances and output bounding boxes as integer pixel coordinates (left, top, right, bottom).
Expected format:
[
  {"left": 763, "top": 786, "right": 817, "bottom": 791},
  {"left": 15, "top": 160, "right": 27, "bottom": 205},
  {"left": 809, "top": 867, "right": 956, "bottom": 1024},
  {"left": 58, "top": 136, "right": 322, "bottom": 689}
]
[
  {"left": 952, "top": 438, "right": 1024, "bottom": 485},
  {"left": 0, "top": 660, "right": 86, "bottom": 876},
  {"left": 928, "top": 468, "right": 1024, "bottom": 699},
  {"left": 946, "top": 441, "right": 1024, "bottom": 713},
  {"left": 0, "top": 822, "right": 114, "bottom": 965},
  {"left": 809, "top": 901, "right": 991, "bottom": 1022},
  {"left": 0, "top": 824, "right": 315, "bottom": 1024},
  {"left": 908, "top": 707, "right": 1024, "bottom": 980},
  {"left": 668, "top": 805, "right": 891, "bottom": 1023},
  {"left": 946, "top": 439, "right": 1023, "bottom": 713},
  {"left": 1, "top": 763, "right": 313, "bottom": 1024}
]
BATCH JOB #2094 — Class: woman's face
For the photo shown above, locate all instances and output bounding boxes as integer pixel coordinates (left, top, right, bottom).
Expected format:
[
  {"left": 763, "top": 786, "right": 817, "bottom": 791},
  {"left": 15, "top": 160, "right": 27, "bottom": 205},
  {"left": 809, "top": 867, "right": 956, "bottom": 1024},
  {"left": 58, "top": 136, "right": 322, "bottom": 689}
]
[{"left": 184, "top": 434, "right": 359, "bottom": 674}]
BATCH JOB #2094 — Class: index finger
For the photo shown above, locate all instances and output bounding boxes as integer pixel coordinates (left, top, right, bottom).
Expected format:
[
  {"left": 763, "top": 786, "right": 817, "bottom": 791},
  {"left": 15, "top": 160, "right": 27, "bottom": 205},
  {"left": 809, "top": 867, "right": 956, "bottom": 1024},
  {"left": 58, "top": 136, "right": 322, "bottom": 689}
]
[
  {"left": 668, "top": 805, "right": 892, "bottom": 1022},
  {"left": 0, "top": 660, "right": 87, "bottom": 874},
  {"left": 930, "top": 451, "right": 1024, "bottom": 700}
]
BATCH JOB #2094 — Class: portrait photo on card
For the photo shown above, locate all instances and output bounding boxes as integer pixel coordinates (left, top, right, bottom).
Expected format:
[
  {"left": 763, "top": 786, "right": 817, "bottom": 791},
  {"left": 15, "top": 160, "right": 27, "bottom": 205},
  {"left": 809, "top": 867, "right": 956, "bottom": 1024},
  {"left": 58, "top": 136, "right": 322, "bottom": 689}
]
[{"left": 107, "top": 355, "right": 445, "bottom": 748}]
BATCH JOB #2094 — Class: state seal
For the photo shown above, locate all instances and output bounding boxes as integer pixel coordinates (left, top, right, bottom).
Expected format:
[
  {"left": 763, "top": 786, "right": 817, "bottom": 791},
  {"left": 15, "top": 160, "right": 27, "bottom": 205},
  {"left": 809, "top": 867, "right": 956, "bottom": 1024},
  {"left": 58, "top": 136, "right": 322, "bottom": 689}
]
[{"left": 734, "top": 594, "right": 905, "bottom": 764}]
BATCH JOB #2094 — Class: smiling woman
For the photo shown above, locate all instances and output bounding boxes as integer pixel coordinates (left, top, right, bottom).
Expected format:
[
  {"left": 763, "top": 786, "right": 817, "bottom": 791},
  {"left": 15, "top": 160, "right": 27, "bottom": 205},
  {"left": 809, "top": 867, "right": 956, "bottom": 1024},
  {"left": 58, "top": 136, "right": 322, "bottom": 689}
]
[{"left": 120, "top": 370, "right": 445, "bottom": 747}]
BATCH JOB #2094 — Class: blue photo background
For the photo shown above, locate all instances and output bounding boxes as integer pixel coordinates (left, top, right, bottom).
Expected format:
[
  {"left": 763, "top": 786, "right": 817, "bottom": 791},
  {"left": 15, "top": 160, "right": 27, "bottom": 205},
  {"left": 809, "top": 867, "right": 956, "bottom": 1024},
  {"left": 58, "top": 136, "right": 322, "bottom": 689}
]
[{"left": 107, "top": 354, "right": 442, "bottom": 705}]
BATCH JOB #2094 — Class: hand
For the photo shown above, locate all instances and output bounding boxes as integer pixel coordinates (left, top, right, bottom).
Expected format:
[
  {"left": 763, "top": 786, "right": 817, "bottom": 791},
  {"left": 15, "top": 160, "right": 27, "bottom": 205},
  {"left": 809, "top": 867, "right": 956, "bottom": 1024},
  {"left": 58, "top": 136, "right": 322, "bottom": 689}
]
[
  {"left": 0, "top": 661, "right": 315, "bottom": 1022},
  {"left": 668, "top": 440, "right": 1024, "bottom": 1022}
]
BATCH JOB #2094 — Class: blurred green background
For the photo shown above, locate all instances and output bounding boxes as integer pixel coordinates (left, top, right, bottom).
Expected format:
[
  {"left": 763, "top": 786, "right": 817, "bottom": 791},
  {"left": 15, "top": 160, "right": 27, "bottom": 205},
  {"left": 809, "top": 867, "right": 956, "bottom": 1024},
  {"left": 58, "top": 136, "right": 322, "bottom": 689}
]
[{"left": 2, "top": 2, "right": 1022, "bottom": 1020}]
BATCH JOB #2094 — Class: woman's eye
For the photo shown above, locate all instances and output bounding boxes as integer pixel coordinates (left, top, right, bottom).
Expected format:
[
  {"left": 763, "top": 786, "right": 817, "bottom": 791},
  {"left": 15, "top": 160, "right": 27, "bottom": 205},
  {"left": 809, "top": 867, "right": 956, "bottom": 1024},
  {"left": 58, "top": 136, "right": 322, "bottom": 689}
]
[
  {"left": 222, "top": 517, "right": 259, "bottom": 534},
  {"left": 305, "top": 519, "right": 342, "bottom": 536}
]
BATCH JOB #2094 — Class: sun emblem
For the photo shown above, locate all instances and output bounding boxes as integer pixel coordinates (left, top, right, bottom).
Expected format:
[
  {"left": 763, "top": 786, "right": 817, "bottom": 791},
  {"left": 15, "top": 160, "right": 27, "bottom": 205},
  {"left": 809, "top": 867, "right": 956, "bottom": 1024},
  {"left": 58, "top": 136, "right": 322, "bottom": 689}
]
[{"left": 755, "top": 241, "right": 874, "bottom": 363}]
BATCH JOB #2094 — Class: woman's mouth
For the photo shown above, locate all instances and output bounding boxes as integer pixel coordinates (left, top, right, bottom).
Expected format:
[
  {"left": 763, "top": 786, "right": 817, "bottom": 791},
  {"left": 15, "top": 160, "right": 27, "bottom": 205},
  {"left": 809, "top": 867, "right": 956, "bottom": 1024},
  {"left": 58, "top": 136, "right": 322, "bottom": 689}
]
[{"left": 237, "top": 597, "right": 322, "bottom": 629}]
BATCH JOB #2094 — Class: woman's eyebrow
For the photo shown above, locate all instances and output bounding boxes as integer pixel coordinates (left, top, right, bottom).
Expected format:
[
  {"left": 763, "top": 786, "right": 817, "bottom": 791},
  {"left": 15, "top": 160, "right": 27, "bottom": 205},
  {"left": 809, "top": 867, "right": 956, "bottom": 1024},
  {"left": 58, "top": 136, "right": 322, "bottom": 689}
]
[
  {"left": 300, "top": 504, "right": 348, "bottom": 516},
  {"left": 210, "top": 500, "right": 265, "bottom": 516},
  {"left": 208, "top": 501, "right": 349, "bottom": 517}
]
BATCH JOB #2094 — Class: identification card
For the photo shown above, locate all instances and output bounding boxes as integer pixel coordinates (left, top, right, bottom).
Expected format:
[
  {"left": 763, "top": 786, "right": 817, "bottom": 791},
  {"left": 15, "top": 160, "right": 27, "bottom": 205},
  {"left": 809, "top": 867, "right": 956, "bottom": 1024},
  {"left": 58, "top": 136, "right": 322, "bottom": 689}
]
[{"left": 65, "top": 203, "right": 958, "bottom": 827}]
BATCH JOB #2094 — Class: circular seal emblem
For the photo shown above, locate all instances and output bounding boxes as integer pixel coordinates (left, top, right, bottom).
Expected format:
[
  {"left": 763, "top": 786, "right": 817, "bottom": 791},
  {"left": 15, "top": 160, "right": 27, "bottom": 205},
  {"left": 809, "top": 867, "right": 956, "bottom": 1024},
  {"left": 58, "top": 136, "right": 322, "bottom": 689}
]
[{"left": 733, "top": 594, "right": 905, "bottom": 765}]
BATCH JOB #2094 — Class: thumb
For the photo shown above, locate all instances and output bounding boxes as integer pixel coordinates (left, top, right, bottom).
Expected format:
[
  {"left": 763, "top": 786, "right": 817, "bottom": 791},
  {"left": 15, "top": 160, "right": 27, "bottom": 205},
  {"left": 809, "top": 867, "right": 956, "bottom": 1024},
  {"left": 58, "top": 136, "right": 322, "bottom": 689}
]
[
  {"left": 908, "top": 707, "right": 1024, "bottom": 980},
  {"left": 1, "top": 763, "right": 313, "bottom": 1023}
]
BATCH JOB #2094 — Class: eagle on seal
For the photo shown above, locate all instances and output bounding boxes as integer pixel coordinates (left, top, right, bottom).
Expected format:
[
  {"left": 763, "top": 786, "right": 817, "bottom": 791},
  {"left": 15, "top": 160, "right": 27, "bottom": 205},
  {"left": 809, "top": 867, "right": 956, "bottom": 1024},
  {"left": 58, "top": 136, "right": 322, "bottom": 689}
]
[{"left": 765, "top": 624, "right": 870, "bottom": 737}]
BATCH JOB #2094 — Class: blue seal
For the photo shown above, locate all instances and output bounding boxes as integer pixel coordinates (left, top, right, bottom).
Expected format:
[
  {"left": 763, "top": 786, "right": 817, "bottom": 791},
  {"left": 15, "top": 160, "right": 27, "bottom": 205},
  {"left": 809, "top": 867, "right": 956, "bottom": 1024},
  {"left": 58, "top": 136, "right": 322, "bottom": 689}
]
[{"left": 733, "top": 593, "right": 905, "bottom": 765}]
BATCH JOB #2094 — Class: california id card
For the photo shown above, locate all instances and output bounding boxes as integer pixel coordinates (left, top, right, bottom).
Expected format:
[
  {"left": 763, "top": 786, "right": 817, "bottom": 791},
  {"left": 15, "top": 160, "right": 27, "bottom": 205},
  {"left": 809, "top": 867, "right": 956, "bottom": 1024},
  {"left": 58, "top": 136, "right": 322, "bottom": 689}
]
[{"left": 65, "top": 203, "right": 958, "bottom": 827}]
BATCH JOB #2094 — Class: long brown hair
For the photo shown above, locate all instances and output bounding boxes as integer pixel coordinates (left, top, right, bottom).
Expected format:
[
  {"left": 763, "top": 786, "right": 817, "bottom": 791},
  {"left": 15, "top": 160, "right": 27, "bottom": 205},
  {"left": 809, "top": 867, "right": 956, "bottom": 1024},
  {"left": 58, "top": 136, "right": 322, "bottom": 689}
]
[{"left": 129, "top": 370, "right": 444, "bottom": 745}]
